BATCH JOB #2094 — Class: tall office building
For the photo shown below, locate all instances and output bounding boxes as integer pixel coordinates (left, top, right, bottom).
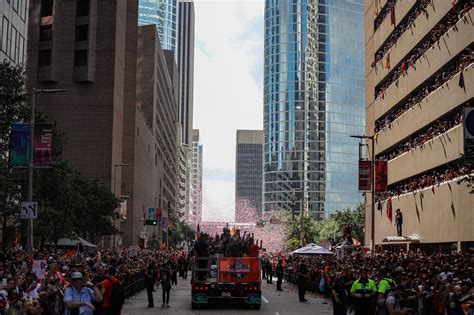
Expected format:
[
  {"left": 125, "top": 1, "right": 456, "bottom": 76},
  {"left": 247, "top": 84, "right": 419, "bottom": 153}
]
[
  {"left": 263, "top": 0, "right": 365, "bottom": 217},
  {"left": 177, "top": 0, "right": 195, "bottom": 146},
  {"left": 191, "top": 129, "right": 203, "bottom": 224},
  {"left": 235, "top": 130, "right": 263, "bottom": 223},
  {"left": 365, "top": 0, "right": 473, "bottom": 250},
  {"left": 138, "top": 0, "right": 178, "bottom": 53},
  {"left": 26, "top": 0, "right": 139, "bottom": 245},
  {"left": 1, "top": 0, "right": 28, "bottom": 65}
]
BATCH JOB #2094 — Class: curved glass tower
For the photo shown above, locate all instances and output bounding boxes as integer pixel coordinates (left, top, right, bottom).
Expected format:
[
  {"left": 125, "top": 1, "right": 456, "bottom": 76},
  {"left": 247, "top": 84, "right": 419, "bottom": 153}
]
[
  {"left": 139, "top": 0, "right": 178, "bottom": 52},
  {"left": 263, "top": 0, "right": 365, "bottom": 217}
]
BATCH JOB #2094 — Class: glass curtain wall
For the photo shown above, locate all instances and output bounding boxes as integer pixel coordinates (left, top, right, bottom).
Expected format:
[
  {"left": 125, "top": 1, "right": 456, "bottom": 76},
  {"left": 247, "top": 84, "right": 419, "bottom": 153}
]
[
  {"left": 139, "top": 0, "right": 178, "bottom": 52},
  {"left": 263, "top": 0, "right": 365, "bottom": 217}
]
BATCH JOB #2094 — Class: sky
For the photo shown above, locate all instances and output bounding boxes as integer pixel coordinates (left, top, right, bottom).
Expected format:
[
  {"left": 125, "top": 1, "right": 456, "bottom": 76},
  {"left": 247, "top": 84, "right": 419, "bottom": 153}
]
[{"left": 193, "top": 0, "right": 265, "bottom": 222}]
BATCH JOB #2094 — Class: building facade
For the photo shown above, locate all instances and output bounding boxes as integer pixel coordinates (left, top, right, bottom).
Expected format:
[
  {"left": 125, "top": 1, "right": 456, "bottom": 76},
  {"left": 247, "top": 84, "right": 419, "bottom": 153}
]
[
  {"left": 235, "top": 130, "right": 263, "bottom": 223},
  {"left": 1, "top": 0, "right": 28, "bottom": 65},
  {"left": 263, "top": 0, "right": 365, "bottom": 217},
  {"left": 365, "top": 0, "right": 474, "bottom": 250},
  {"left": 190, "top": 129, "right": 202, "bottom": 224},
  {"left": 26, "top": 0, "right": 139, "bottom": 245},
  {"left": 177, "top": 0, "right": 194, "bottom": 146},
  {"left": 138, "top": 0, "right": 178, "bottom": 53}
]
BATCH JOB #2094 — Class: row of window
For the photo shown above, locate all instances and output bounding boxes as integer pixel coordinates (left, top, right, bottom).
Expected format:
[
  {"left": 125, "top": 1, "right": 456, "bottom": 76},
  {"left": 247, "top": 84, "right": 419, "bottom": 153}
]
[
  {"left": 5, "top": 0, "right": 28, "bottom": 21},
  {"left": 37, "top": 49, "right": 87, "bottom": 67},
  {"left": 40, "top": 0, "right": 89, "bottom": 18},
  {"left": 1, "top": 16, "right": 26, "bottom": 64}
]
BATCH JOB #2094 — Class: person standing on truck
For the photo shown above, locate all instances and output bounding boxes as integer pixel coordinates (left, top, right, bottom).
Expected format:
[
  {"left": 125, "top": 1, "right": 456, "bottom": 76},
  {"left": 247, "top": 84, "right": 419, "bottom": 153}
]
[
  {"left": 193, "top": 233, "right": 209, "bottom": 281},
  {"left": 276, "top": 259, "right": 284, "bottom": 291},
  {"left": 248, "top": 239, "right": 260, "bottom": 257}
]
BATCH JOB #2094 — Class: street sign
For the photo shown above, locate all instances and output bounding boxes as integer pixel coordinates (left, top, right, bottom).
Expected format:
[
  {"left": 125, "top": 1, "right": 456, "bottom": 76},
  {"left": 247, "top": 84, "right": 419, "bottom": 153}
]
[
  {"left": 21, "top": 202, "right": 38, "bottom": 219},
  {"left": 358, "top": 160, "right": 372, "bottom": 191}
]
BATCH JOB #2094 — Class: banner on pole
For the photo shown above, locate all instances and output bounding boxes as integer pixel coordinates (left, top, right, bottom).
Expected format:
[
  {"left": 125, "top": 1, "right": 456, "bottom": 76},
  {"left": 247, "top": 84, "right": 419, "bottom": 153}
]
[
  {"left": 375, "top": 161, "right": 388, "bottom": 191},
  {"left": 358, "top": 160, "right": 372, "bottom": 191},
  {"left": 33, "top": 124, "right": 53, "bottom": 167},
  {"left": 10, "top": 123, "right": 31, "bottom": 167}
]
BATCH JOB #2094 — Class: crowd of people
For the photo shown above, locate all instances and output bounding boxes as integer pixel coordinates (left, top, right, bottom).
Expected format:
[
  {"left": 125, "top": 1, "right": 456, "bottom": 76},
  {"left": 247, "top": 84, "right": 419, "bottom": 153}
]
[
  {"left": 376, "top": 111, "right": 463, "bottom": 162},
  {"left": 266, "top": 249, "right": 473, "bottom": 315},
  {"left": 375, "top": 161, "right": 473, "bottom": 203},
  {"left": 0, "top": 245, "right": 186, "bottom": 314},
  {"left": 375, "top": 48, "right": 473, "bottom": 133},
  {"left": 374, "top": 1, "right": 472, "bottom": 100},
  {"left": 373, "top": 0, "right": 398, "bottom": 31},
  {"left": 373, "top": 0, "right": 433, "bottom": 65}
]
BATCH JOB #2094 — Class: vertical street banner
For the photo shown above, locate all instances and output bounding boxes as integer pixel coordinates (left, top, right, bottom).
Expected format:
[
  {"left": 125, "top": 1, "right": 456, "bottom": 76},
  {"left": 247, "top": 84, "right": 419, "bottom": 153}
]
[
  {"left": 375, "top": 160, "right": 388, "bottom": 191},
  {"left": 155, "top": 208, "right": 162, "bottom": 221},
  {"left": 10, "top": 123, "right": 31, "bottom": 167},
  {"left": 147, "top": 208, "right": 156, "bottom": 221},
  {"left": 34, "top": 124, "right": 53, "bottom": 167},
  {"left": 162, "top": 208, "right": 168, "bottom": 230},
  {"left": 358, "top": 160, "right": 372, "bottom": 191}
]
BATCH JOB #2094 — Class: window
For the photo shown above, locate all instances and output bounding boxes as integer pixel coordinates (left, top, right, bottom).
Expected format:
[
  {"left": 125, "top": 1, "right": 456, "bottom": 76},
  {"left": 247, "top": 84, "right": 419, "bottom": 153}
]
[
  {"left": 9, "top": 27, "right": 16, "bottom": 60},
  {"left": 74, "top": 49, "right": 87, "bottom": 67},
  {"left": 40, "top": 25, "right": 52, "bottom": 42},
  {"left": 41, "top": 0, "right": 54, "bottom": 17},
  {"left": 12, "top": 0, "right": 18, "bottom": 12},
  {"left": 1, "top": 17, "right": 9, "bottom": 53},
  {"left": 75, "top": 24, "right": 88, "bottom": 42},
  {"left": 38, "top": 49, "right": 51, "bottom": 67},
  {"left": 76, "top": 0, "right": 90, "bottom": 17},
  {"left": 18, "top": 35, "right": 25, "bottom": 64}
]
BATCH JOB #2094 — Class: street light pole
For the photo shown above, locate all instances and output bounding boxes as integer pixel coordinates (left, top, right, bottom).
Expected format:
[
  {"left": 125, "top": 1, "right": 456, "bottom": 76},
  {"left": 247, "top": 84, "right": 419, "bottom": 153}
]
[
  {"left": 112, "top": 163, "right": 133, "bottom": 247},
  {"left": 350, "top": 134, "right": 375, "bottom": 256},
  {"left": 26, "top": 88, "right": 65, "bottom": 254}
]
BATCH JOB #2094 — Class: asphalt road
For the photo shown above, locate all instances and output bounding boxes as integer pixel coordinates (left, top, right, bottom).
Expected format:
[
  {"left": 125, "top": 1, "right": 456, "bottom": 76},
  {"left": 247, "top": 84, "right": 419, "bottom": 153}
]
[{"left": 123, "top": 278, "right": 333, "bottom": 315}]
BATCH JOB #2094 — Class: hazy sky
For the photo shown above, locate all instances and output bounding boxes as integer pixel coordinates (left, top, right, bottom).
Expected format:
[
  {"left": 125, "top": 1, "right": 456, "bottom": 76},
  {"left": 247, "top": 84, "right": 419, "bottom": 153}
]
[{"left": 193, "top": 0, "right": 264, "bottom": 222}]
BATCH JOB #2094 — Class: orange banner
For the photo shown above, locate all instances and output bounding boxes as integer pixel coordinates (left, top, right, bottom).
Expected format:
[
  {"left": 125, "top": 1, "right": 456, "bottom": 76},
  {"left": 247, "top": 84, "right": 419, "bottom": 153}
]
[{"left": 218, "top": 257, "right": 260, "bottom": 283}]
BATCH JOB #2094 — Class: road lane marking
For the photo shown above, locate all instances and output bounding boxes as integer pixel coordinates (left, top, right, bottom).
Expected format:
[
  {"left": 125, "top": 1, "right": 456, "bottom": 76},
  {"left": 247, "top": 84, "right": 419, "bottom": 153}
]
[
  {"left": 276, "top": 312, "right": 280, "bottom": 315},
  {"left": 262, "top": 295, "right": 269, "bottom": 303}
]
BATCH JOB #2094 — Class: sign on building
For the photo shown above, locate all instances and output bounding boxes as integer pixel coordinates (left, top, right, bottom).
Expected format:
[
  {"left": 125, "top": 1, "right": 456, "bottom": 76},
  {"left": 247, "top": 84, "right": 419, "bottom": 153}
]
[{"left": 21, "top": 202, "right": 38, "bottom": 219}]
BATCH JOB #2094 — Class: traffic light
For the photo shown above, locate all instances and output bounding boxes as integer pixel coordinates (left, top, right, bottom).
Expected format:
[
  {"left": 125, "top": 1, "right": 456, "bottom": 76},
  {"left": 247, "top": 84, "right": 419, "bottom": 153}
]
[{"left": 146, "top": 219, "right": 157, "bottom": 226}]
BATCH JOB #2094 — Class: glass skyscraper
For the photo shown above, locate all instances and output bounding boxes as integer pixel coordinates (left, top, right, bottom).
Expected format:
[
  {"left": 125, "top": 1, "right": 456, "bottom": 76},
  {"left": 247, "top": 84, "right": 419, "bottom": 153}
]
[
  {"left": 263, "top": 0, "right": 365, "bottom": 217},
  {"left": 139, "top": 0, "right": 178, "bottom": 52}
]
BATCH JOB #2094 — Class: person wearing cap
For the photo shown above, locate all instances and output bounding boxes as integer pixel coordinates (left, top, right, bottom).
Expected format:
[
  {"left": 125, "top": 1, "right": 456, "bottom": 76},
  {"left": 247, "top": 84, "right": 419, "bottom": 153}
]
[
  {"left": 64, "top": 272, "right": 102, "bottom": 315},
  {"left": 350, "top": 268, "right": 377, "bottom": 315}
]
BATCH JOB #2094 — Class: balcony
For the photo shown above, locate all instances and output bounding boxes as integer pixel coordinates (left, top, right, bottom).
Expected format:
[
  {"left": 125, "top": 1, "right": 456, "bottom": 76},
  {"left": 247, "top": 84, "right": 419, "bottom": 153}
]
[
  {"left": 374, "top": 16, "right": 474, "bottom": 120},
  {"left": 375, "top": 181, "right": 474, "bottom": 245},
  {"left": 375, "top": 66, "right": 473, "bottom": 154},
  {"left": 374, "top": 0, "right": 417, "bottom": 53},
  {"left": 387, "top": 124, "right": 464, "bottom": 185},
  {"left": 374, "top": 1, "right": 455, "bottom": 86}
]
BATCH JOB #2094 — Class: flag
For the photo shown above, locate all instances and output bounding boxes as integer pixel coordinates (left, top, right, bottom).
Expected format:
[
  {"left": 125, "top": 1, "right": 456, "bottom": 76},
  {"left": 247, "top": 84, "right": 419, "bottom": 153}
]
[
  {"left": 390, "top": 8, "right": 396, "bottom": 25},
  {"left": 401, "top": 62, "right": 406, "bottom": 75},
  {"left": 459, "top": 70, "right": 465, "bottom": 89},
  {"left": 385, "top": 52, "right": 391, "bottom": 69},
  {"left": 386, "top": 198, "right": 393, "bottom": 219}
]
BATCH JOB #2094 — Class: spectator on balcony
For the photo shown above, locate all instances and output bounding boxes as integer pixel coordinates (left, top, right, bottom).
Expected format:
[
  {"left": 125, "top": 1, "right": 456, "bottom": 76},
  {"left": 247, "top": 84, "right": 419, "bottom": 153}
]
[{"left": 395, "top": 209, "right": 403, "bottom": 237}]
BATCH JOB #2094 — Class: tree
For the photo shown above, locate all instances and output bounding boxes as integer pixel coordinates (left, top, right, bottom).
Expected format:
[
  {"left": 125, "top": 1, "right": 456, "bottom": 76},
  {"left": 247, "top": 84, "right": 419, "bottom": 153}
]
[
  {"left": 0, "top": 61, "right": 29, "bottom": 248},
  {"left": 331, "top": 203, "right": 365, "bottom": 244},
  {"left": 0, "top": 61, "right": 119, "bottom": 249}
]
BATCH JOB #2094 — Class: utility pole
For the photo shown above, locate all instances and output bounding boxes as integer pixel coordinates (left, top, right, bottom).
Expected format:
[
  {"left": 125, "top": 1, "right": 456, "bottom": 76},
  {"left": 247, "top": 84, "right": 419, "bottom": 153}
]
[
  {"left": 26, "top": 88, "right": 65, "bottom": 254},
  {"left": 299, "top": 187, "right": 305, "bottom": 247}
]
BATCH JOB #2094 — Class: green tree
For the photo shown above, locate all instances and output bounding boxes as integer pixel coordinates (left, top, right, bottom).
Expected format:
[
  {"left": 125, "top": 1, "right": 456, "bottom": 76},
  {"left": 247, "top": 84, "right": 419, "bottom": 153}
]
[
  {"left": 331, "top": 203, "right": 365, "bottom": 244},
  {"left": 0, "top": 61, "right": 29, "bottom": 248}
]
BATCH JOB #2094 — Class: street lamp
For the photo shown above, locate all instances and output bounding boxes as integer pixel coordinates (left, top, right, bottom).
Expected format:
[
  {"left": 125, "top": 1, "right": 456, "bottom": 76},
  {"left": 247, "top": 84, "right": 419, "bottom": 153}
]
[
  {"left": 350, "top": 134, "right": 375, "bottom": 256},
  {"left": 26, "top": 88, "right": 66, "bottom": 254},
  {"left": 112, "top": 163, "right": 133, "bottom": 247}
]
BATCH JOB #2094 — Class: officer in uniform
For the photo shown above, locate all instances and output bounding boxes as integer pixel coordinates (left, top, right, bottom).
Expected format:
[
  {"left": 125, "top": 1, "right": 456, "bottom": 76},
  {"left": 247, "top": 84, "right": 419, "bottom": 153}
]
[
  {"left": 377, "top": 267, "right": 396, "bottom": 315},
  {"left": 350, "top": 267, "right": 377, "bottom": 315},
  {"left": 297, "top": 261, "right": 309, "bottom": 302},
  {"left": 276, "top": 259, "right": 284, "bottom": 291}
]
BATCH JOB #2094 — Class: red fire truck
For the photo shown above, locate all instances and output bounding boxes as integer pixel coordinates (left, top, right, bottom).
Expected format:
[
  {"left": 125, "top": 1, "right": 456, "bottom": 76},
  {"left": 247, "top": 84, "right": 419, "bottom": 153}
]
[{"left": 191, "top": 256, "right": 261, "bottom": 309}]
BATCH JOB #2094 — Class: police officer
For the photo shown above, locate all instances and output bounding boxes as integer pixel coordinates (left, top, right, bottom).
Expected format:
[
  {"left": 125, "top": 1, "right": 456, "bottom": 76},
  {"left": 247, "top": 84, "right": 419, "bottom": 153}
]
[
  {"left": 297, "top": 261, "right": 309, "bottom": 302},
  {"left": 276, "top": 259, "right": 284, "bottom": 291},
  {"left": 145, "top": 261, "right": 158, "bottom": 308},
  {"left": 350, "top": 267, "right": 377, "bottom": 315},
  {"left": 377, "top": 267, "right": 396, "bottom": 315}
]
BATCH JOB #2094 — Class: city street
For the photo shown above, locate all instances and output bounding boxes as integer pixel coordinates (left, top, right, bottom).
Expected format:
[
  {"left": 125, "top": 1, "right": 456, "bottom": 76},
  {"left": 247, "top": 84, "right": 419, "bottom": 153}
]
[{"left": 123, "top": 279, "right": 333, "bottom": 315}]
